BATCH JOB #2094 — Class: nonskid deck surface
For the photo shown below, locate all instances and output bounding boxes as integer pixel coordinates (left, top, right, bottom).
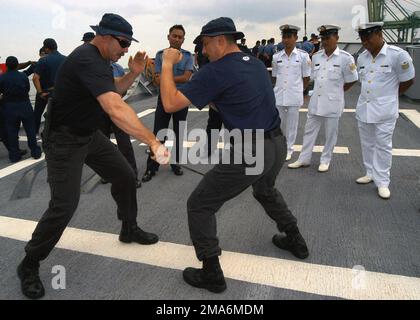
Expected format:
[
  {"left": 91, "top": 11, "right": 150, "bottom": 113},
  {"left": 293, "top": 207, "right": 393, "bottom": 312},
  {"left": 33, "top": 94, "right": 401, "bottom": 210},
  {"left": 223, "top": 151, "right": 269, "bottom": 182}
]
[{"left": 0, "top": 86, "right": 419, "bottom": 300}]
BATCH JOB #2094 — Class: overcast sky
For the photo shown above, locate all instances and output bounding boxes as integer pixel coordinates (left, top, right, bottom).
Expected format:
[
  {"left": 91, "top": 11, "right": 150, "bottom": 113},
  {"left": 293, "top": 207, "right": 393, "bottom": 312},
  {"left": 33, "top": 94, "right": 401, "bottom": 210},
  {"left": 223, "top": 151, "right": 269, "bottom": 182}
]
[{"left": 0, "top": 0, "right": 400, "bottom": 65}]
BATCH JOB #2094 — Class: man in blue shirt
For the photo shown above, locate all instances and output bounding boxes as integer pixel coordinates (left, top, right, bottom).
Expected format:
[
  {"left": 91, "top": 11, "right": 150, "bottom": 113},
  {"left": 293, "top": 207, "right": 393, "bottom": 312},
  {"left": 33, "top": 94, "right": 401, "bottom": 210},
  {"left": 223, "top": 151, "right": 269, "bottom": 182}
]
[
  {"left": 142, "top": 24, "right": 194, "bottom": 182},
  {"left": 0, "top": 56, "right": 41, "bottom": 162},
  {"left": 159, "top": 17, "right": 309, "bottom": 293},
  {"left": 263, "top": 37, "right": 277, "bottom": 67},
  {"left": 33, "top": 38, "right": 66, "bottom": 135},
  {"left": 299, "top": 36, "right": 315, "bottom": 56}
]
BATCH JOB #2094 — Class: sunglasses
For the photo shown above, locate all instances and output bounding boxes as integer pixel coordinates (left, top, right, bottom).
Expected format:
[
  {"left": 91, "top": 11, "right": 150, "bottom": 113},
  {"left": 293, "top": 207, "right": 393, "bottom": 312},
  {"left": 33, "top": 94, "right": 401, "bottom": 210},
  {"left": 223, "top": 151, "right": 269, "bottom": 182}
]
[{"left": 111, "top": 35, "right": 131, "bottom": 48}]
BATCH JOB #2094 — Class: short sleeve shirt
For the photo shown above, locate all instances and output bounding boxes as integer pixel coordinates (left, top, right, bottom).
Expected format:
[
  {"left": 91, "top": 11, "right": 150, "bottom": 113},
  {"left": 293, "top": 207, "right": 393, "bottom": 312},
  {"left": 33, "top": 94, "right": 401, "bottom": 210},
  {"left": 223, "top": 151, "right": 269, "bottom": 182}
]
[
  {"left": 356, "top": 43, "right": 415, "bottom": 123},
  {"left": 272, "top": 48, "right": 312, "bottom": 107},
  {"left": 309, "top": 47, "right": 358, "bottom": 117},
  {"left": 155, "top": 48, "right": 194, "bottom": 90},
  {"left": 51, "top": 43, "right": 117, "bottom": 131},
  {"left": 34, "top": 51, "right": 66, "bottom": 90},
  {"left": 0, "top": 70, "right": 30, "bottom": 103},
  {"left": 179, "top": 52, "right": 280, "bottom": 131}
]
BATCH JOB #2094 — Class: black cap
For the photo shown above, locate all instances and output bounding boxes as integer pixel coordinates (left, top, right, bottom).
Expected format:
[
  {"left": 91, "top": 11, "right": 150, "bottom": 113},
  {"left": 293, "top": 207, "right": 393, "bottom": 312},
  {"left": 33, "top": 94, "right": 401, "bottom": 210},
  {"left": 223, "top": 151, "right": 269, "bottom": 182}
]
[
  {"left": 193, "top": 17, "right": 245, "bottom": 45},
  {"left": 43, "top": 38, "right": 58, "bottom": 50},
  {"left": 5, "top": 56, "right": 19, "bottom": 70},
  {"left": 82, "top": 32, "right": 95, "bottom": 42},
  {"left": 91, "top": 13, "right": 138, "bottom": 42}
]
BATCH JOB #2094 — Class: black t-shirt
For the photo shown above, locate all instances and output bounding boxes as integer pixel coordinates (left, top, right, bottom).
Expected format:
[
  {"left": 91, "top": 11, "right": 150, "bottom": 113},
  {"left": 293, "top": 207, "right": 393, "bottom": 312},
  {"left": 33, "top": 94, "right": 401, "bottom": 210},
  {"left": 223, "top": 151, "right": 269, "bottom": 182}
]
[
  {"left": 180, "top": 52, "right": 280, "bottom": 131},
  {"left": 51, "top": 44, "right": 117, "bottom": 131}
]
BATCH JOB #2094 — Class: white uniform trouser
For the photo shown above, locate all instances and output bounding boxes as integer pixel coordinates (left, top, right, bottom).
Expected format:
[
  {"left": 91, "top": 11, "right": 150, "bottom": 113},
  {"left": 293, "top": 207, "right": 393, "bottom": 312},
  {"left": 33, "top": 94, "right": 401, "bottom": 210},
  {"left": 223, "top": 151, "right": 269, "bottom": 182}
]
[
  {"left": 278, "top": 106, "right": 300, "bottom": 155},
  {"left": 357, "top": 120, "right": 396, "bottom": 188},
  {"left": 298, "top": 114, "right": 340, "bottom": 165}
]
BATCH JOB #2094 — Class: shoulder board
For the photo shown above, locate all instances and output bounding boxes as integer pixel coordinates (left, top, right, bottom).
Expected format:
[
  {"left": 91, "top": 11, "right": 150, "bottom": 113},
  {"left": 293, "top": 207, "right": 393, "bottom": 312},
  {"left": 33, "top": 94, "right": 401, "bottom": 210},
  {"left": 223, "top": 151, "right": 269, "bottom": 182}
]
[
  {"left": 339, "top": 49, "right": 352, "bottom": 57},
  {"left": 388, "top": 45, "right": 403, "bottom": 52},
  {"left": 359, "top": 49, "right": 369, "bottom": 56}
]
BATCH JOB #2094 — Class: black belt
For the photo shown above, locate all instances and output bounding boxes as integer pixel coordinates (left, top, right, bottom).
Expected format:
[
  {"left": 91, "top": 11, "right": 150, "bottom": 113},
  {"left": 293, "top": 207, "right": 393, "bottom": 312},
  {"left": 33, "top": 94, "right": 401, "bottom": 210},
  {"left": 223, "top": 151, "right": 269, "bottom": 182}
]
[{"left": 53, "top": 125, "right": 95, "bottom": 137}]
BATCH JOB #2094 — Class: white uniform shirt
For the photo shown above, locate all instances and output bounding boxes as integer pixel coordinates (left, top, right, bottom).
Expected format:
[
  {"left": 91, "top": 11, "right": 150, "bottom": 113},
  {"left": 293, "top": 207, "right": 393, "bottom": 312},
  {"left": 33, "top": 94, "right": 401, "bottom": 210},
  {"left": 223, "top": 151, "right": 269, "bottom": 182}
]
[
  {"left": 272, "top": 48, "right": 311, "bottom": 107},
  {"left": 356, "top": 43, "right": 415, "bottom": 123},
  {"left": 309, "top": 47, "right": 358, "bottom": 118}
]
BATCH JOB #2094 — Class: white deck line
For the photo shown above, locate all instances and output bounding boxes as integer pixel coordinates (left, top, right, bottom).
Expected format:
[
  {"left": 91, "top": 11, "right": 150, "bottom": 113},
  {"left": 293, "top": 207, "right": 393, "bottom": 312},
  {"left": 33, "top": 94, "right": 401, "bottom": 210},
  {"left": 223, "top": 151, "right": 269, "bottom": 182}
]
[{"left": 0, "top": 216, "right": 419, "bottom": 300}]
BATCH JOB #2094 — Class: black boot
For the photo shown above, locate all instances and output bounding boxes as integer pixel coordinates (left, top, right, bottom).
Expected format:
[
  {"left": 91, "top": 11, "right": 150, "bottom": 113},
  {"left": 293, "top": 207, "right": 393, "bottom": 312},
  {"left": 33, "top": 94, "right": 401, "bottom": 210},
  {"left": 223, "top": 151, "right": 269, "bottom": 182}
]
[
  {"left": 183, "top": 257, "right": 227, "bottom": 293},
  {"left": 17, "top": 259, "right": 45, "bottom": 300},
  {"left": 172, "top": 165, "right": 184, "bottom": 176},
  {"left": 141, "top": 170, "right": 155, "bottom": 182},
  {"left": 119, "top": 222, "right": 159, "bottom": 245},
  {"left": 272, "top": 227, "right": 309, "bottom": 259}
]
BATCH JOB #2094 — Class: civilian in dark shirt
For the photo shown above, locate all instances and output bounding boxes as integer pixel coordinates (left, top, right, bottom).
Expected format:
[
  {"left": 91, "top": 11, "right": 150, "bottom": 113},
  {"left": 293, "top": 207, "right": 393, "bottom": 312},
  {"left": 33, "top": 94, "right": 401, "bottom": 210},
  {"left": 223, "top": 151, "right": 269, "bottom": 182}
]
[
  {"left": 0, "top": 56, "right": 41, "bottom": 162},
  {"left": 160, "top": 17, "right": 309, "bottom": 293},
  {"left": 17, "top": 13, "right": 169, "bottom": 300}
]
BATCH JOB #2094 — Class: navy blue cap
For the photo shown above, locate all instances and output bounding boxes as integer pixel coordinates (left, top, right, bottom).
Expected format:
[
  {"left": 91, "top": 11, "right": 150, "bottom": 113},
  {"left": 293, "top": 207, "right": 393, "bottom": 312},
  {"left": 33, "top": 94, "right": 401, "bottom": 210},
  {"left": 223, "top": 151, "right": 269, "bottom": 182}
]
[
  {"left": 82, "top": 32, "right": 95, "bottom": 42},
  {"left": 91, "top": 13, "right": 138, "bottom": 43},
  {"left": 193, "top": 17, "right": 245, "bottom": 45}
]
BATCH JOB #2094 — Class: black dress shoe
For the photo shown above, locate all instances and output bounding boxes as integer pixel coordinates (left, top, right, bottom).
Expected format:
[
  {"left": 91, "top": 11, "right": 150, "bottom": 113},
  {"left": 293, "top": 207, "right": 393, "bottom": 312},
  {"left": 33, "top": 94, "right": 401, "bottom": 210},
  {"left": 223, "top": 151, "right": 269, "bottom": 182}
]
[
  {"left": 172, "top": 166, "right": 184, "bottom": 176},
  {"left": 183, "top": 267, "right": 227, "bottom": 293},
  {"left": 272, "top": 233, "right": 309, "bottom": 259},
  {"left": 17, "top": 262, "right": 45, "bottom": 300},
  {"left": 141, "top": 170, "right": 155, "bottom": 182},
  {"left": 119, "top": 225, "right": 159, "bottom": 245}
]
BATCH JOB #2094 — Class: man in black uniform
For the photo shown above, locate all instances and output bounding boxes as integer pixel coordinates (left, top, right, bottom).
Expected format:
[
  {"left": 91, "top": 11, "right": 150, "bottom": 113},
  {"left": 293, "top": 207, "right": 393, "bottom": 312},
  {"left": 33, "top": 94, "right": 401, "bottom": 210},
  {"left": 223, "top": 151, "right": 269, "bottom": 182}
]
[
  {"left": 160, "top": 17, "right": 309, "bottom": 293},
  {"left": 17, "top": 13, "right": 169, "bottom": 299}
]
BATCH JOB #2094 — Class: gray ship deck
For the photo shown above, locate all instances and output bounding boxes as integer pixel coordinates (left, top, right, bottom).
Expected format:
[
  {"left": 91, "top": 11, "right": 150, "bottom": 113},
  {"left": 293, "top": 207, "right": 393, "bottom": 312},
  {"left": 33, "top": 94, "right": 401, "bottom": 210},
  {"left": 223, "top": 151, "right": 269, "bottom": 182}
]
[{"left": 0, "top": 84, "right": 419, "bottom": 300}]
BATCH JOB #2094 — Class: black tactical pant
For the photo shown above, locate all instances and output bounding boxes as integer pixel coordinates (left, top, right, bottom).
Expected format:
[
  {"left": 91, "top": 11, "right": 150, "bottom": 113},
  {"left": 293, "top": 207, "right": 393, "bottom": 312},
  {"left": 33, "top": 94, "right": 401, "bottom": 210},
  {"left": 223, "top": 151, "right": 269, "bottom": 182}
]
[
  {"left": 146, "top": 95, "right": 188, "bottom": 172},
  {"left": 25, "top": 129, "right": 137, "bottom": 261},
  {"left": 34, "top": 94, "right": 48, "bottom": 135},
  {"left": 187, "top": 131, "right": 298, "bottom": 261},
  {"left": 206, "top": 108, "right": 223, "bottom": 156},
  {"left": 99, "top": 114, "right": 139, "bottom": 178}
]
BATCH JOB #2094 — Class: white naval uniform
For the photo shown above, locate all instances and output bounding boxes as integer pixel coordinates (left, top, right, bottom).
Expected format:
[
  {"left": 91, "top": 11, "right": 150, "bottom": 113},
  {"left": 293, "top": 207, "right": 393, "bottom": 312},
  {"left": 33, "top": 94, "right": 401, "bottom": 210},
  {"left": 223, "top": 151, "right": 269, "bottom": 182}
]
[
  {"left": 356, "top": 43, "right": 415, "bottom": 188},
  {"left": 272, "top": 48, "right": 312, "bottom": 155},
  {"left": 298, "top": 47, "right": 358, "bottom": 165}
]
